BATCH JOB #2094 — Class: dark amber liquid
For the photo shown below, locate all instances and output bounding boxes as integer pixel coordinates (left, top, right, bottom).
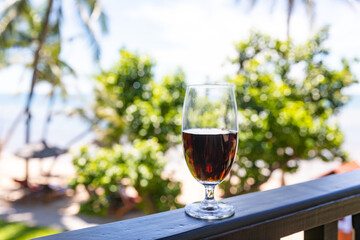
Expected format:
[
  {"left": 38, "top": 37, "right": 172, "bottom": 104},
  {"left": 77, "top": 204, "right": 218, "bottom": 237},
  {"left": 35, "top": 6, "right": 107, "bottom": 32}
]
[{"left": 182, "top": 128, "right": 238, "bottom": 183}]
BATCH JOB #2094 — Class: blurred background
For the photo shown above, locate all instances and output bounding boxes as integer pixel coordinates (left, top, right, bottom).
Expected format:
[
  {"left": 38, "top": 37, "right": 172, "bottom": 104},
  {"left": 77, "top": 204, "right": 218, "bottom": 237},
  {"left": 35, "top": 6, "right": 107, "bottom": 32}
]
[{"left": 0, "top": 0, "right": 360, "bottom": 239}]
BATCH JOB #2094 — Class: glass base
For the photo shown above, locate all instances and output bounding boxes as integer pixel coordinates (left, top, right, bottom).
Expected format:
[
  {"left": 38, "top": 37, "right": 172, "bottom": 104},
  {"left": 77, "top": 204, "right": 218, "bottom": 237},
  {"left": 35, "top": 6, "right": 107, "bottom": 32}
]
[{"left": 185, "top": 201, "right": 235, "bottom": 220}]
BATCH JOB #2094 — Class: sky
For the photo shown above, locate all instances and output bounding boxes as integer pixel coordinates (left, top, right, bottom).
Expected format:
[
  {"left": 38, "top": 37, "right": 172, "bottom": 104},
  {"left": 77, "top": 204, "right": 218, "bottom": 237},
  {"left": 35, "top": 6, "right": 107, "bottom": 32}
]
[{"left": 1, "top": 0, "right": 360, "bottom": 95}]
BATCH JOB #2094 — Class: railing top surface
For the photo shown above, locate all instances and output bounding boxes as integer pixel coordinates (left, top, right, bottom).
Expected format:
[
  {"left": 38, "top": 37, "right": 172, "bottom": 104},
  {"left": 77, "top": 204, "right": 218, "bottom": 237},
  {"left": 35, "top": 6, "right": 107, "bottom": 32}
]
[{"left": 37, "top": 169, "right": 360, "bottom": 240}]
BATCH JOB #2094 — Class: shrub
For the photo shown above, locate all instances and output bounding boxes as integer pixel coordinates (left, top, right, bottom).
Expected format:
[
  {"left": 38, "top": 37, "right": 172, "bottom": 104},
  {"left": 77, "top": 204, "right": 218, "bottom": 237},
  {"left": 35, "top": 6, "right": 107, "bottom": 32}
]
[{"left": 70, "top": 138, "right": 182, "bottom": 215}]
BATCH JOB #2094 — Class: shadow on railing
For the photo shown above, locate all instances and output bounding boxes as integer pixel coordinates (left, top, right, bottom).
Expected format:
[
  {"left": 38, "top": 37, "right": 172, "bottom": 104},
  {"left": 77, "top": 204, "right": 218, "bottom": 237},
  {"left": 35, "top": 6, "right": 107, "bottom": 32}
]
[{"left": 37, "top": 169, "right": 360, "bottom": 240}]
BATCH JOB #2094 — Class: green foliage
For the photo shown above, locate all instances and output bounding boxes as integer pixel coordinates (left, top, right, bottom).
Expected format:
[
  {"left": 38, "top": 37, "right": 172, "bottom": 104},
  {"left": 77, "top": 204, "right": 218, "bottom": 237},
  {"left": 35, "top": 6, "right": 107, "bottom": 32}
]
[
  {"left": 0, "top": 0, "right": 107, "bottom": 96},
  {"left": 222, "top": 27, "right": 357, "bottom": 196},
  {"left": 70, "top": 138, "right": 181, "bottom": 215},
  {"left": 0, "top": 219, "right": 62, "bottom": 240},
  {"left": 94, "top": 50, "right": 186, "bottom": 149},
  {"left": 71, "top": 49, "right": 185, "bottom": 215}
]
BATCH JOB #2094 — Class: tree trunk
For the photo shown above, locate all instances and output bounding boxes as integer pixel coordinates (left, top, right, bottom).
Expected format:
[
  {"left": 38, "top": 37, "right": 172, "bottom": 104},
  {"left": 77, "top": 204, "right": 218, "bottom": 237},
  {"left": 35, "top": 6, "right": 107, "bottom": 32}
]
[
  {"left": 41, "top": 87, "right": 56, "bottom": 141},
  {"left": 280, "top": 170, "right": 286, "bottom": 186},
  {"left": 286, "top": 0, "right": 294, "bottom": 39},
  {"left": 24, "top": 0, "right": 53, "bottom": 144},
  {"left": 21, "top": 0, "right": 53, "bottom": 183}
]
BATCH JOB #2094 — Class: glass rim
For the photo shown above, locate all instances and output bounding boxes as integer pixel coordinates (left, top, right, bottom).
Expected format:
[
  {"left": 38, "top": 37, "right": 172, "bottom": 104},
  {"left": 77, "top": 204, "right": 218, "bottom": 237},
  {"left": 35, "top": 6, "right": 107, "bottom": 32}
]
[{"left": 186, "top": 83, "right": 234, "bottom": 88}]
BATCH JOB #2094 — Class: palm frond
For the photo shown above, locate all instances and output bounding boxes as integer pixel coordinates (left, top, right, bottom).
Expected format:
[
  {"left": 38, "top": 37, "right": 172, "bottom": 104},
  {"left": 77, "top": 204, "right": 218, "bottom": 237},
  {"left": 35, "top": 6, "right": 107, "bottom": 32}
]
[
  {"left": 347, "top": 0, "right": 360, "bottom": 12},
  {"left": 0, "top": 0, "right": 40, "bottom": 65},
  {"left": 0, "top": 0, "right": 27, "bottom": 35},
  {"left": 0, "top": 0, "right": 33, "bottom": 48},
  {"left": 75, "top": 0, "right": 100, "bottom": 60},
  {"left": 57, "top": 59, "right": 76, "bottom": 76},
  {"left": 250, "top": 0, "right": 259, "bottom": 8},
  {"left": 73, "top": 0, "right": 108, "bottom": 60},
  {"left": 286, "top": 0, "right": 294, "bottom": 37},
  {"left": 0, "top": 52, "right": 9, "bottom": 69},
  {"left": 92, "top": 1, "right": 108, "bottom": 34},
  {"left": 302, "top": 0, "right": 315, "bottom": 27}
]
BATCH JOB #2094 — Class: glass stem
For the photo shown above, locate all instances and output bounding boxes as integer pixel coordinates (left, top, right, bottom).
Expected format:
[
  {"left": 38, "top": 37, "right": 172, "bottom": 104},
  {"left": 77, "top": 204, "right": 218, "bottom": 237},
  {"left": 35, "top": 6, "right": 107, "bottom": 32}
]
[
  {"left": 205, "top": 184, "right": 215, "bottom": 201},
  {"left": 201, "top": 184, "right": 217, "bottom": 210}
]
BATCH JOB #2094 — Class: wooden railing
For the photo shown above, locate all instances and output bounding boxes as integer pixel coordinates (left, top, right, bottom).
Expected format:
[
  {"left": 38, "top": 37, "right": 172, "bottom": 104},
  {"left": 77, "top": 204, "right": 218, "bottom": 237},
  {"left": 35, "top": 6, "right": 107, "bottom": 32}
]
[{"left": 37, "top": 169, "right": 360, "bottom": 240}]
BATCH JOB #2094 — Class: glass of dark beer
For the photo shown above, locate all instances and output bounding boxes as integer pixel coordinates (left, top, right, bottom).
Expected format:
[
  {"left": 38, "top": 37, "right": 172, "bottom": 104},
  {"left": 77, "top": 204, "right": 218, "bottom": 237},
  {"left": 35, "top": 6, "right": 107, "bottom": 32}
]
[{"left": 182, "top": 84, "right": 238, "bottom": 220}]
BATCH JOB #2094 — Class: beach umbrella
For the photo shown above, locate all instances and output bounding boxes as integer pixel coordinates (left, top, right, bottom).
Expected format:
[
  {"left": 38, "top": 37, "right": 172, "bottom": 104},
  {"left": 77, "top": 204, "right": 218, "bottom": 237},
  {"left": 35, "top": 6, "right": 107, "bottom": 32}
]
[
  {"left": 15, "top": 141, "right": 66, "bottom": 159},
  {"left": 14, "top": 141, "right": 67, "bottom": 188}
]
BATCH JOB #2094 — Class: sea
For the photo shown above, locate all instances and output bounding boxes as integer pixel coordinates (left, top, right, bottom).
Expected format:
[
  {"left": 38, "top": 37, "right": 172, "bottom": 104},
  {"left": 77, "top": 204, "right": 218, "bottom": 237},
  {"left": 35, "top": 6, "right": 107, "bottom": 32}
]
[
  {"left": 0, "top": 93, "right": 360, "bottom": 162},
  {"left": 0, "top": 93, "right": 94, "bottom": 153}
]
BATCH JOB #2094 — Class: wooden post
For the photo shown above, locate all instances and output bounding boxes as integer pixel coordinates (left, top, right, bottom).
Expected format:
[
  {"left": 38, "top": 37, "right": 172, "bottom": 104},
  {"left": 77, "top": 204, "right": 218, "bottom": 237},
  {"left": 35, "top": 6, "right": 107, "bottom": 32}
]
[
  {"left": 353, "top": 213, "right": 360, "bottom": 240},
  {"left": 304, "top": 221, "right": 337, "bottom": 240}
]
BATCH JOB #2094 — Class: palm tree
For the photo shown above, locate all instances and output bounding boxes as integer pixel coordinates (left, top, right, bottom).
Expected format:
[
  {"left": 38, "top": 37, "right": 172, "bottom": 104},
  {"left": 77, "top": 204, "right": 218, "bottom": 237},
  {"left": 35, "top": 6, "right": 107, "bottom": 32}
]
[
  {"left": 244, "top": 0, "right": 358, "bottom": 38},
  {"left": 0, "top": 0, "right": 108, "bottom": 157}
]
